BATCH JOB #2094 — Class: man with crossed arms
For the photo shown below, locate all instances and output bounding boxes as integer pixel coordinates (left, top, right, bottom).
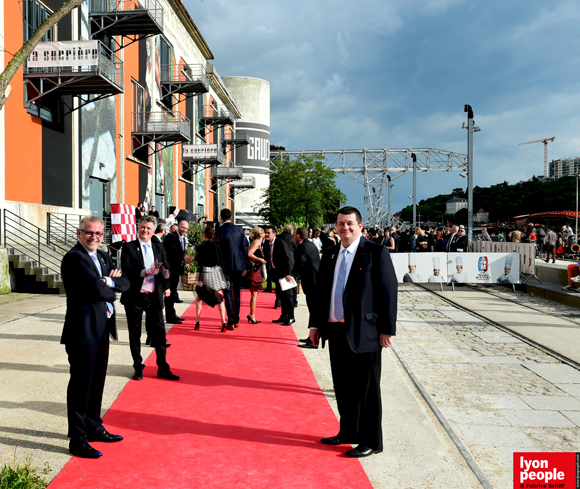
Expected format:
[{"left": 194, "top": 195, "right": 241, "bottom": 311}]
[{"left": 309, "top": 206, "right": 397, "bottom": 458}]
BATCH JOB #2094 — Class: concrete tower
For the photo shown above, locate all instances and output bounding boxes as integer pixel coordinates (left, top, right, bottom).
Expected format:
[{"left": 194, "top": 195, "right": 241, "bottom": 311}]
[{"left": 222, "top": 76, "right": 270, "bottom": 227}]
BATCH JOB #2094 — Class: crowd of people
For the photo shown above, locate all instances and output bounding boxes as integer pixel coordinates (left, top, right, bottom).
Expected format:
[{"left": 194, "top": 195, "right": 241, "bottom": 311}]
[{"left": 60, "top": 205, "right": 397, "bottom": 461}]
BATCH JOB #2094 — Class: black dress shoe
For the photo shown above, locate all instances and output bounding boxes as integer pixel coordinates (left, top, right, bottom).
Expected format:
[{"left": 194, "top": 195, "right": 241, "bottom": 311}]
[
  {"left": 166, "top": 316, "right": 183, "bottom": 324},
  {"left": 272, "top": 317, "right": 285, "bottom": 323},
  {"left": 298, "top": 342, "right": 317, "bottom": 349},
  {"left": 298, "top": 338, "right": 309, "bottom": 344},
  {"left": 157, "top": 371, "right": 180, "bottom": 381},
  {"left": 321, "top": 436, "right": 347, "bottom": 446},
  {"left": 345, "top": 445, "right": 382, "bottom": 458},
  {"left": 87, "top": 430, "right": 123, "bottom": 443},
  {"left": 282, "top": 318, "right": 296, "bottom": 326},
  {"left": 69, "top": 441, "right": 102, "bottom": 459},
  {"left": 133, "top": 370, "right": 143, "bottom": 381},
  {"left": 175, "top": 298, "right": 184, "bottom": 303},
  {"left": 166, "top": 344, "right": 171, "bottom": 348}
]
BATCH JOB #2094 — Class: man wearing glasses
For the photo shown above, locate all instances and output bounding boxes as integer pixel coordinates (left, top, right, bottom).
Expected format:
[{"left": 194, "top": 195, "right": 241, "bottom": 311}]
[
  {"left": 450, "top": 225, "right": 469, "bottom": 252},
  {"left": 61, "top": 217, "right": 130, "bottom": 459}
]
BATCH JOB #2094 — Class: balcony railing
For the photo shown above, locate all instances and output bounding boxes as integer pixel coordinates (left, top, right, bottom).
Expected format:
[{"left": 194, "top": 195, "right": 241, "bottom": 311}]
[
  {"left": 89, "top": 0, "right": 163, "bottom": 37},
  {"left": 160, "top": 63, "right": 209, "bottom": 94},
  {"left": 198, "top": 104, "right": 235, "bottom": 127},
  {"left": 132, "top": 111, "right": 191, "bottom": 141},
  {"left": 24, "top": 41, "right": 123, "bottom": 95}
]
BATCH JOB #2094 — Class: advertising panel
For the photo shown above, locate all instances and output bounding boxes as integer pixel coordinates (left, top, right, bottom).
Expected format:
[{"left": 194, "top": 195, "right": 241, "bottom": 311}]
[{"left": 391, "top": 253, "right": 520, "bottom": 284}]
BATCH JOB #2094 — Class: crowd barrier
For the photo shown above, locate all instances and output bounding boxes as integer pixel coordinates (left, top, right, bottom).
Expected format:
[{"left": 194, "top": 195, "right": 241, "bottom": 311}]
[{"left": 468, "top": 242, "right": 536, "bottom": 275}]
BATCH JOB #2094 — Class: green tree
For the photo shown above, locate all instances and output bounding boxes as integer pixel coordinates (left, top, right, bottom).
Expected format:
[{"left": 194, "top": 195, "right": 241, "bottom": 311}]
[{"left": 256, "top": 154, "right": 346, "bottom": 228}]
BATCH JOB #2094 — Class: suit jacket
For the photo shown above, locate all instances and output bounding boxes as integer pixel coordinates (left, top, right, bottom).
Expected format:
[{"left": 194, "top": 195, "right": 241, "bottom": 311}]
[
  {"left": 277, "top": 232, "right": 297, "bottom": 259},
  {"left": 163, "top": 231, "right": 186, "bottom": 276},
  {"left": 263, "top": 237, "right": 292, "bottom": 280},
  {"left": 120, "top": 239, "right": 171, "bottom": 310},
  {"left": 446, "top": 233, "right": 457, "bottom": 252},
  {"left": 293, "top": 239, "right": 320, "bottom": 294},
  {"left": 217, "top": 222, "right": 248, "bottom": 273},
  {"left": 309, "top": 238, "right": 397, "bottom": 353},
  {"left": 450, "top": 234, "right": 468, "bottom": 252},
  {"left": 61, "top": 243, "right": 130, "bottom": 345}
]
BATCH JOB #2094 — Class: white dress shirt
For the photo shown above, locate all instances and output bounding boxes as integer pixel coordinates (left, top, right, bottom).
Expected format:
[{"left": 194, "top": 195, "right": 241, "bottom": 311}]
[{"left": 328, "top": 236, "right": 361, "bottom": 323}]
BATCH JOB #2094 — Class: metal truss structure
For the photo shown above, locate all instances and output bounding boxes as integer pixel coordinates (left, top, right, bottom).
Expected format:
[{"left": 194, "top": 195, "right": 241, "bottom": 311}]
[{"left": 270, "top": 148, "right": 467, "bottom": 228}]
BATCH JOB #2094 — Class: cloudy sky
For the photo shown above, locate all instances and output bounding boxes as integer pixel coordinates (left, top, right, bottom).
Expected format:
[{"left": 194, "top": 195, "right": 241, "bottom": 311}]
[{"left": 185, "top": 0, "right": 580, "bottom": 216}]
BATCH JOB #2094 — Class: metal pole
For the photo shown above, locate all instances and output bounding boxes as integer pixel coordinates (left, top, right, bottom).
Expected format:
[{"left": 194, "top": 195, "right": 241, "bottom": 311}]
[
  {"left": 387, "top": 175, "right": 392, "bottom": 226},
  {"left": 465, "top": 105, "right": 474, "bottom": 242},
  {"left": 576, "top": 173, "right": 578, "bottom": 245},
  {"left": 411, "top": 153, "right": 417, "bottom": 227}
]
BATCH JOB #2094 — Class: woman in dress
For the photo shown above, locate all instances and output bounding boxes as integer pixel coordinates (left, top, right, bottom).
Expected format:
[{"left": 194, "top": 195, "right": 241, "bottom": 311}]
[
  {"left": 194, "top": 226, "right": 228, "bottom": 332},
  {"left": 384, "top": 229, "right": 395, "bottom": 252},
  {"left": 247, "top": 227, "right": 266, "bottom": 324},
  {"left": 311, "top": 229, "right": 323, "bottom": 255}
]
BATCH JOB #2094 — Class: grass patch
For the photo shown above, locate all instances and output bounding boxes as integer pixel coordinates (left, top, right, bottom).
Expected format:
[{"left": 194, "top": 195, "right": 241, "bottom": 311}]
[{"left": 0, "top": 455, "right": 50, "bottom": 489}]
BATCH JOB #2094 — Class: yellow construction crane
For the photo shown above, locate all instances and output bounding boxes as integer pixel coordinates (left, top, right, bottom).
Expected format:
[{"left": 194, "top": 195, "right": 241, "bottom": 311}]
[{"left": 518, "top": 137, "right": 556, "bottom": 178}]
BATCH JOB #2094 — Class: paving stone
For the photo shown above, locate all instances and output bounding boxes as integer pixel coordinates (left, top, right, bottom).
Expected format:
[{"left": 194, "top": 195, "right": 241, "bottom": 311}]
[
  {"left": 556, "top": 384, "right": 580, "bottom": 397},
  {"left": 452, "top": 424, "right": 535, "bottom": 448},
  {"left": 500, "top": 410, "right": 576, "bottom": 428},
  {"left": 439, "top": 407, "right": 511, "bottom": 426},
  {"left": 471, "top": 357, "right": 523, "bottom": 364},
  {"left": 562, "top": 411, "right": 580, "bottom": 427},
  {"left": 525, "top": 364, "right": 580, "bottom": 384},
  {"left": 519, "top": 395, "right": 580, "bottom": 411},
  {"left": 469, "top": 395, "right": 532, "bottom": 410}
]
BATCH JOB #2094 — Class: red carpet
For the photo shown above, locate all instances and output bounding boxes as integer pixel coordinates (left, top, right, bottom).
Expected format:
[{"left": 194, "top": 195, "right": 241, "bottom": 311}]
[{"left": 49, "top": 290, "right": 372, "bottom": 488}]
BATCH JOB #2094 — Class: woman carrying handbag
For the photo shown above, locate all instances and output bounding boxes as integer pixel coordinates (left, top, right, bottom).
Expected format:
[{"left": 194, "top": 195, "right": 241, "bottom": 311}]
[
  {"left": 246, "top": 227, "right": 266, "bottom": 324},
  {"left": 193, "top": 226, "right": 229, "bottom": 332}
]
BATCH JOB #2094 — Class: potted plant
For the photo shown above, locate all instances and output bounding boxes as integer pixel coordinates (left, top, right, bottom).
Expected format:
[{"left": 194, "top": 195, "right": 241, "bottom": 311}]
[{"left": 182, "top": 261, "right": 199, "bottom": 290}]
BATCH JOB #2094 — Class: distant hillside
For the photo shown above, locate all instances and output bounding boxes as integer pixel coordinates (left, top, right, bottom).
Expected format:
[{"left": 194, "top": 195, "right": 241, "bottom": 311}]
[{"left": 399, "top": 177, "right": 577, "bottom": 225}]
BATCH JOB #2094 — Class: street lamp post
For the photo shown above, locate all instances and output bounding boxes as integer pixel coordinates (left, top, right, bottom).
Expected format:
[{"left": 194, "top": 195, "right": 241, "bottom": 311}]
[
  {"left": 463, "top": 105, "right": 480, "bottom": 242},
  {"left": 411, "top": 153, "right": 417, "bottom": 227},
  {"left": 576, "top": 173, "right": 578, "bottom": 244}
]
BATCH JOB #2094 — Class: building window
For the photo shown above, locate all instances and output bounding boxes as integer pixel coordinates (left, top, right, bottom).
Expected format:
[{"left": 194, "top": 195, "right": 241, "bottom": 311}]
[{"left": 23, "top": 0, "right": 56, "bottom": 43}]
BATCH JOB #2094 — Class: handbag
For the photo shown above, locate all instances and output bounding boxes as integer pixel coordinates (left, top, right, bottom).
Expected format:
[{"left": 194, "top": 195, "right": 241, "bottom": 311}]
[{"left": 195, "top": 284, "right": 222, "bottom": 307}]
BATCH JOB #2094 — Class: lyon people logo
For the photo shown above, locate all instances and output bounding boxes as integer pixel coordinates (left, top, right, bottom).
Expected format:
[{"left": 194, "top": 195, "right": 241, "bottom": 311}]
[{"left": 513, "top": 452, "right": 577, "bottom": 488}]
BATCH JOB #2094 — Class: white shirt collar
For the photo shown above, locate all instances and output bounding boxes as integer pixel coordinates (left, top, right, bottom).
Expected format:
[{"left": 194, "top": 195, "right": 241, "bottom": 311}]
[
  {"left": 339, "top": 236, "right": 361, "bottom": 255},
  {"left": 138, "top": 238, "right": 151, "bottom": 248}
]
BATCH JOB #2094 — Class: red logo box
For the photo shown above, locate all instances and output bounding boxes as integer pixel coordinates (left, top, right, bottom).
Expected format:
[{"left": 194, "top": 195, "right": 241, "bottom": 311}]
[{"left": 513, "top": 452, "right": 577, "bottom": 489}]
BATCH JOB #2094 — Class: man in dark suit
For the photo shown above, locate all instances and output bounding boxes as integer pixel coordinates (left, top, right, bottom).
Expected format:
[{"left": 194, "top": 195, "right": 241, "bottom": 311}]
[
  {"left": 294, "top": 226, "right": 321, "bottom": 348},
  {"left": 450, "top": 225, "right": 469, "bottom": 252},
  {"left": 264, "top": 224, "right": 295, "bottom": 325},
  {"left": 446, "top": 225, "right": 458, "bottom": 252},
  {"left": 61, "top": 216, "right": 130, "bottom": 459},
  {"left": 278, "top": 225, "right": 298, "bottom": 307},
  {"left": 309, "top": 206, "right": 397, "bottom": 458},
  {"left": 217, "top": 208, "right": 248, "bottom": 329},
  {"left": 135, "top": 203, "right": 142, "bottom": 221},
  {"left": 163, "top": 219, "right": 191, "bottom": 324},
  {"left": 121, "top": 216, "right": 179, "bottom": 381}
]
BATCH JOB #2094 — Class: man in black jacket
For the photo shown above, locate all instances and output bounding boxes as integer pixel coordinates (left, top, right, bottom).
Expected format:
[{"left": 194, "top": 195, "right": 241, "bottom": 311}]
[
  {"left": 277, "top": 225, "right": 297, "bottom": 307},
  {"left": 121, "top": 217, "right": 179, "bottom": 381},
  {"left": 450, "top": 225, "right": 469, "bottom": 252},
  {"left": 294, "top": 226, "right": 321, "bottom": 348},
  {"left": 163, "top": 219, "right": 191, "bottom": 324},
  {"left": 309, "top": 206, "right": 397, "bottom": 458},
  {"left": 263, "top": 225, "right": 295, "bottom": 325},
  {"left": 61, "top": 216, "right": 130, "bottom": 459}
]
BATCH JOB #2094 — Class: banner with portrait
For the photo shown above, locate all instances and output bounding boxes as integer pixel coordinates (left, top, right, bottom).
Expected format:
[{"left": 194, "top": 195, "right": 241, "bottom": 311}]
[{"left": 391, "top": 252, "right": 520, "bottom": 284}]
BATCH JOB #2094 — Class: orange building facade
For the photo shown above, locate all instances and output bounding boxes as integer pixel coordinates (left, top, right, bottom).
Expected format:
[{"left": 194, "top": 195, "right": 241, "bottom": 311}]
[{"left": 1, "top": 0, "right": 242, "bottom": 230}]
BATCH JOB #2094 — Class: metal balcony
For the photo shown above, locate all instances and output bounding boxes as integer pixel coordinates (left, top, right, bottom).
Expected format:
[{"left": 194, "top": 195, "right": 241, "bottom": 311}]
[
  {"left": 89, "top": 0, "right": 163, "bottom": 39},
  {"left": 222, "top": 130, "right": 250, "bottom": 150},
  {"left": 230, "top": 176, "right": 256, "bottom": 196},
  {"left": 132, "top": 111, "right": 190, "bottom": 155},
  {"left": 24, "top": 41, "right": 123, "bottom": 114},
  {"left": 160, "top": 63, "right": 209, "bottom": 103},
  {"left": 198, "top": 104, "right": 234, "bottom": 129},
  {"left": 215, "top": 167, "right": 243, "bottom": 180}
]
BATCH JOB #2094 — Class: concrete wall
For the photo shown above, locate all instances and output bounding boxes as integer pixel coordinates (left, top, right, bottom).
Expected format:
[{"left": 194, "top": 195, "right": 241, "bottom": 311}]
[
  {"left": 222, "top": 77, "right": 270, "bottom": 226},
  {"left": 0, "top": 249, "right": 10, "bottom": 295}
]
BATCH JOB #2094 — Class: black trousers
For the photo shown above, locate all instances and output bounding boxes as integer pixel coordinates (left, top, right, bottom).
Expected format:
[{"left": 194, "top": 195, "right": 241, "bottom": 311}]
[
  {"left": 124, "top": 294, "right": 169, "bottom": 373},
  {"left": 164, "top": 272, "right": 180, "bottom": 319},
  {"left": 328, "top": 327, "right": 383, "bottom": 450},
  {"left": 223, "top": 270, "right": 242, "bottom": 325},
  {"left": 275, "top": 277, "right": 294, "bottom": 320},
  {"left": 65, "top": 338, "right": 109, "bottom": 442}
]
